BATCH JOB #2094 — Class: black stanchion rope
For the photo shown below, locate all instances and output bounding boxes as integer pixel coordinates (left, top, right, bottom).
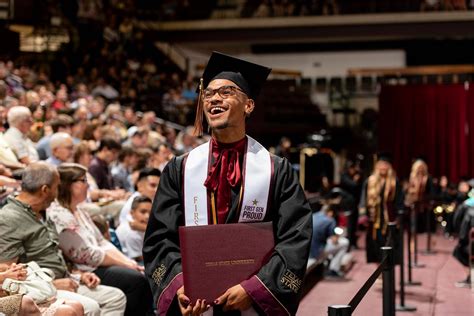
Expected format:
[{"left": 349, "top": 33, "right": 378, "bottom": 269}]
[{"left": 348, "top": 255, "right": 388, "bottom": 312}]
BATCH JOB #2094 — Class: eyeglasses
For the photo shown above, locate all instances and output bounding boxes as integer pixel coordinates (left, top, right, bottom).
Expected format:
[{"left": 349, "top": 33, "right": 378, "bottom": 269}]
[
  {"left": 74, "top": 178, "right": 88, "bottom": 184},
  {"left": 202, "top": 85, "right": 245, "bottom": 100}
]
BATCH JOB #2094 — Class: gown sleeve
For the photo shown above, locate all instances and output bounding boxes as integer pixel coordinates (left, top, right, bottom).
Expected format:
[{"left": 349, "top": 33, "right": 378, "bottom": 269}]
[
  {"left": 394, "top": 180, "right": 405, "bottom": 211},
  {"left": 240, "top": 157, "right": 313, "bottom": 316},
  {"left": 143, "top": 156, "right": 184, "bottom": 316},
  {"left": 358, "top": 179, "right": 368, "bottom": 211}
]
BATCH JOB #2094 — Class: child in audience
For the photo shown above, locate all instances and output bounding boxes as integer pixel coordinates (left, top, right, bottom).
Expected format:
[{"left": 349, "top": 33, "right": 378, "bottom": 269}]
[
  {"left": 91, "top": 214, "right": 123, "bottom": 252},
  {"left": 115, "top": 196, "right": 152, "bottom": 263}
]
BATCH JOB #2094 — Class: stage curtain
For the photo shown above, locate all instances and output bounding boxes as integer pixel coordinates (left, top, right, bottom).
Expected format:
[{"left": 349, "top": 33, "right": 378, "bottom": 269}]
[
  {"left": 378, "top": 84, "right": 469, "bottom": 182},
  {"left": 467, "top": 84, "right": 474, "bottom": 177}
]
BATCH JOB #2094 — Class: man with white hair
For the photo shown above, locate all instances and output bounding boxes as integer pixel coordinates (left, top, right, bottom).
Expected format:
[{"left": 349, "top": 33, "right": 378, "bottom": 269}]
[
  {"left": 46, "top": 132, "right": 74, "bottom": 166},
  {"left": 36, "top": 114, "right": 74, "bottom": 160},
  {"left": 4, "top": 106, "right": 39, "bottom": 164}
]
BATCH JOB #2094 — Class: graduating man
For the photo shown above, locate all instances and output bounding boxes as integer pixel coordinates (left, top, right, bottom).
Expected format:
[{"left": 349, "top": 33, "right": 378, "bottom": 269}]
[{"left": 143, "top": 52, "right": 313, "bottom": 316}]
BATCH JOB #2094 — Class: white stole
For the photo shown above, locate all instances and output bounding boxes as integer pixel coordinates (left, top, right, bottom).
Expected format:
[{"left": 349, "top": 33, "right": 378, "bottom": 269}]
[{"left": 183, "top": 135, "right": 272, "bottom": 226}]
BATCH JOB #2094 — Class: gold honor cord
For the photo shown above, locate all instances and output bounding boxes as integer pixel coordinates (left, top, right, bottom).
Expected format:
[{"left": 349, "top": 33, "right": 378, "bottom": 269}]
[{"left": 211, "top": 192, "right": 217, "bottom": 225}]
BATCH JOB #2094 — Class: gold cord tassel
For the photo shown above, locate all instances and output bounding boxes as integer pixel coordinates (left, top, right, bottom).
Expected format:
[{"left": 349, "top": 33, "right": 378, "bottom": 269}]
[
  {"left": 193, "top": 78, "right": 204, "bottom": 136},
  {"left": 211, "top": 192, "right": 217, "bottom": 225}
]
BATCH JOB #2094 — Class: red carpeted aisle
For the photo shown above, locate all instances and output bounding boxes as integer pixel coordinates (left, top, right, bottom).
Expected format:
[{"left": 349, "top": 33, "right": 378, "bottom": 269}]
[{"left": 298, "top": 233, "right": 473, "bottom": 316}]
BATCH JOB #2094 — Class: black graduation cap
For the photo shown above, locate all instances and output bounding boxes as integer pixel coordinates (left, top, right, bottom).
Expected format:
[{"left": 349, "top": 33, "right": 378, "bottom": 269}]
[
  {"left": 193, "top": 52, "right": 272, "bottom": 136},
  {"left": 198, "top": 52, "right": 272, "bottom": 99},
  {"left": 376, "top": 151, "right": 393, "bottom": 163},
  {"left": 412, "top": 155, "right": 428, "bottom": 165}
]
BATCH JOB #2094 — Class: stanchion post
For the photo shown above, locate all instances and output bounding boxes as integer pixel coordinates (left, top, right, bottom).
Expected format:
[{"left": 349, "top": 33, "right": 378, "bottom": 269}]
[
  {"left": 387, "top": 222, "right": 397, "bottom": 247},
  {"left": 396, "top": 210, "right": 417, "bottom": 312},
  {"left": 406, "top": 205, "right": 422, "bottom": 286},
  {"left": 382, "top": 247, "right": 395, "bottom": 316},
  {"left": 328, "top": 305, "right": 352, "bottom": 316},
  {"left": 411, "top": 203, "right": 425, "bottom": 268},
  {"left": 423, "top": 201, "right": 436, "bottom": 255}
]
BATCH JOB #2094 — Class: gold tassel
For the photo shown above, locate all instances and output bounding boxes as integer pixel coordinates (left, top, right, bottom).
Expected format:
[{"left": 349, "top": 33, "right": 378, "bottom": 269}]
[
  {"left": 211, "top": 192, "right": 217, "bottom": 224},
  {"left": 193, "top": 78, "right": 204, "bottom": 136}
]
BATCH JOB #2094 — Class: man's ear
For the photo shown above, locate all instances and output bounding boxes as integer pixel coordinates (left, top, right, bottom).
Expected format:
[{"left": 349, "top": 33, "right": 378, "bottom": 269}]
[
  {"left": 244, "top": 99, "right": 255, "bottom": 117},
  {"left": 40, "top": 184, "right": 49, "bottom": 195}
]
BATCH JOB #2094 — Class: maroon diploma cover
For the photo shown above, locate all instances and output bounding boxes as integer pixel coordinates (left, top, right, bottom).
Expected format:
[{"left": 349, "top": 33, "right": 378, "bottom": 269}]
[{"left": 179, "top": 222, "right": 274, "bottom": 303}]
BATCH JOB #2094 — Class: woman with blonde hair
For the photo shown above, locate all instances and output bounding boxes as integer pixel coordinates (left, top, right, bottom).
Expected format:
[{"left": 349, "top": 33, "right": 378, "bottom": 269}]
[
  {"left": 406, "top": 158, "right": 434, "bottom": 233},
  {"left": 406, "top": 159, "right": 431, "bottom": 205},
  {"left": 359, "top": 153, "right": 404, "bottom": 262}
]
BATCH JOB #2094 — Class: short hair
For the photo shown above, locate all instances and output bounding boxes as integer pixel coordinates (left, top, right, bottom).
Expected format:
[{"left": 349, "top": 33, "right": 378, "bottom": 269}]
[
  {"left": 134, "top": 148, "right": 153, "bottom": 171},
  {"left": 98, "top": 137, "right": 122, "bottom": 152},
  {"left": 0, "top": 80, "right": 7, "bottom": 99},
  {"left": 21, "top": 162, "right": 58, "bottom": 193},
  {"left": 131, "top": 195, "right": 152, "bottom": 211},
  {"left": 91, "top": 214, "right": 109, "bottom": 235},
  {"left": 50, "top": 132, "right": 73, "bottom": 151},
  {"left": 131, "top": 126, "right": 147, "bottom": 137},
  {"left": 118, "top": 145, "right": 137, "bottom": 162},
  {"left": 135, "top": 167, "right": 161, "bottom": 190},
  {"left": 50, "top": 114, "right": 74, "bottom": 133},
  {"left": 137, "top": 167, "right": 161, "bottom": 182},
  {"left": 7, "top": 106, "right": 31, "bottom": 126},
  {"left": 73, "top": 141, "right": 92, "bottom": 163},
  {"left": 105, "top": 103, "right": 121, "bottom": 118}
]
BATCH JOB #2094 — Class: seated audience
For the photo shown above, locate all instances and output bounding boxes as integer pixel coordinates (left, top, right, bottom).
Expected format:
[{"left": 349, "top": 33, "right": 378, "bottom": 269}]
[
  {"left": 309, "top": 204, "right": 350, "bottom": 278},
  {"left": 46, "top": 133, "right": 75, "bottom": 166},
  {"left": 0, "top": 263, "right": 84, "bottom": 316},
  {"left": 111, "top": 146, "right": 138, "bottom": 192},
  {"left": 47, "top": 163, "right": 153, "bottom": 315},
  {"left": 116, "top": 196, "right": 152, "bottom": 263},
  {"left": 149, "top": 143, "right": 174, "bottom": 172},
  {"left": 119, "top": 168, "right": 161, "bottom": 227},
  {"left": 91, "top": 215, "right": 123, "bottom": 251},
  {"left": 1, "top": 294, "right": 42, "bottom": 316},
  {"left": 36, "top": 114, "right": 75, "bottom": 160},
  {"left": 174, "top": 126, "right": 198, "bottom": 155},
  {"left": 0, "top": 162, "right": 127, "bottom": 316},
  {"left": 123, "top": 127, "right": 148, "bottom": 149},
  {"left": 0, "top": 132, "right": 25, "bottom": 170},
  {"left": 88, "top": 138, "right": 122, "bottom": 190},
  {"left": 73, "top": 141, "right": 128, "bottom": 224},
  {"left": 4, "top": 106, "right": 39, "bottom": 165}
]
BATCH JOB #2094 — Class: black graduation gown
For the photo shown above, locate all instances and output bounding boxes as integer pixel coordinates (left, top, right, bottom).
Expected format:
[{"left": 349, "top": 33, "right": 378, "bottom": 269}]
[
  {"left": 408, "top": 176, "right": 436, "bottom": 233},
  {"left": 359, "top": 178, "right": 404, "bottom": 263},
  {"left": 143, "top": 153, "right": 313, "bottom": 316}
]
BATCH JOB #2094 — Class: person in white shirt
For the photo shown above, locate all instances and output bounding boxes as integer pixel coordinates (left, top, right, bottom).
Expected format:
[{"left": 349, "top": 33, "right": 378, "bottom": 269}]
[
  {"left": 116, "top": 196, "right": 152, "bottom": 262},
  {"left": 118, "top": 167, "right": 160, "bottom": 227},
  {"left": 4, "top": 106, "right": 39, "bottom": 164}
]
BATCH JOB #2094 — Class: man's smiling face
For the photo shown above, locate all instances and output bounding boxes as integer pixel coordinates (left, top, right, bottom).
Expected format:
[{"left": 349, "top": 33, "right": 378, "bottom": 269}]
[{"left": 203, "top": 79, "right": 253, "bottom": 132}]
